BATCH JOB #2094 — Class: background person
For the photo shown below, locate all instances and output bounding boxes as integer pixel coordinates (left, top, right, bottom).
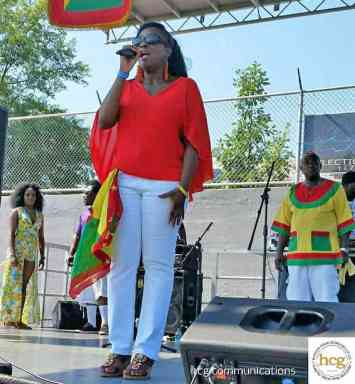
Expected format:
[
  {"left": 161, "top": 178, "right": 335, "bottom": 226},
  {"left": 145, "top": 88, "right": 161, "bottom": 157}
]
[
  {"left": 0, "top": 183, "right": 45, "bottom": 329},
  {"left": 68, "top": 180, "right": 109, "bottom": 334},
  {"left": 272, "top": 152, "right": 355, "bottom": 302}
]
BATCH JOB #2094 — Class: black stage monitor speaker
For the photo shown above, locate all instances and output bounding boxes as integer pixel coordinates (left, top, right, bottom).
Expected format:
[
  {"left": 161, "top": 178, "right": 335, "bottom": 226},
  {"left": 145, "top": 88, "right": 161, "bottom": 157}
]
[
  {"left": 0, "top": 106, "right": 8, "bottom": 206},
  {"left": 180, "top": 296, "right": 355, "bottom": 383},
  {"left": 165, "top": 273, "right": 184, "bottom": 335},
  {"left": 135, "top": 268, "right": 203, "bottom": 336},
  {"left": 0, "top": 364, "right": 12, "bottom": 376},
  {"left": 51, "top": 300, "right": 85, "bottom": 330}
]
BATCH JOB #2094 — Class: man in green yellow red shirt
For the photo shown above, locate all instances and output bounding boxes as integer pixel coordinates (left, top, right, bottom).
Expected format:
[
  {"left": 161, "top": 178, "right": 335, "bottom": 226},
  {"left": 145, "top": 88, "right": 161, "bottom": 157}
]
[{"left": 272, "top": 152, "right": 355, "bottom": 302}]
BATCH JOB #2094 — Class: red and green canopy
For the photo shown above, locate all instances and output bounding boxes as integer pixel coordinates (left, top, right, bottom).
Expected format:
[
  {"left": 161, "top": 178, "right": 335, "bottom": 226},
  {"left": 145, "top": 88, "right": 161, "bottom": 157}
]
[{"left": 48, "top": 0, "right": 132, "bottom": 29}]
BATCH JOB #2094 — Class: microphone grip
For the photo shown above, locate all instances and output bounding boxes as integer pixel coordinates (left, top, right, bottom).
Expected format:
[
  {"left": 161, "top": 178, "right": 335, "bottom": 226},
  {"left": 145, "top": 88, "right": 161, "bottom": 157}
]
[{"left": 116, "top": 47, "right": 137, "bottom": 58}]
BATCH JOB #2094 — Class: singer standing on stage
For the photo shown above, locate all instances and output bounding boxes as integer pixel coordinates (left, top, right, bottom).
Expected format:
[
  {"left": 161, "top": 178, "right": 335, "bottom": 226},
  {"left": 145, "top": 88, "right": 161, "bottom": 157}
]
[
  {"left": 96, "top": 22, "right": 213, "bottom": 380},
  {"left": 272, "top": 152, "right": 355, "bottom": 302}
]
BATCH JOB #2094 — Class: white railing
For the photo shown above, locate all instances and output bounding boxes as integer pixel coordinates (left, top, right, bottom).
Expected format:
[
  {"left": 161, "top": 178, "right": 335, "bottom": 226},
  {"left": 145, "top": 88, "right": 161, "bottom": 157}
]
[{"left": 39, "top": 244, "right": 278, "bottom": 327}]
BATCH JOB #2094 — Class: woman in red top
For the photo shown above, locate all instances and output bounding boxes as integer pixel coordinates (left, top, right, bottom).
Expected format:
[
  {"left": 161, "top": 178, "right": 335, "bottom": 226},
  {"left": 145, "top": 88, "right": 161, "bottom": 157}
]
[{"left": 95, "top": 22, "right": 212, "bottom": 380}]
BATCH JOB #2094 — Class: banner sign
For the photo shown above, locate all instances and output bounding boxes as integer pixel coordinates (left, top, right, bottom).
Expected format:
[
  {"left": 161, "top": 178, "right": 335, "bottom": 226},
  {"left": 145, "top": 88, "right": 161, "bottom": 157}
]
[
  {"left": 48, "top": 0, "right": 132, "bottom": 29},
  {"left": 304, "top": 113, "right": 355, "bottom": 180}
]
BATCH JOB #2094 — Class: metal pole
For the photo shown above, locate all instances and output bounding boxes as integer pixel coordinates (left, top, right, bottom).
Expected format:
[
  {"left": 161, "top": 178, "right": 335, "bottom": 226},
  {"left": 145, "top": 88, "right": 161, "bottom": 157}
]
[
  {"left": 64, "top": 250, "right": 70, "bottom": 298},
  {"left": 296, "top": 68, "right": 304, "bottom": 182},
  {"left": 40, "top": 244, "right": 49, "bottom": 328},
  {"left": 261, "top": 190, "right": 268, "bottom": 299},
  {"left": 96, "top": 90, "right": 102, "bottom": 105},
  {"left": 210, "top": 253, "right": 218, "bottom": 300}
]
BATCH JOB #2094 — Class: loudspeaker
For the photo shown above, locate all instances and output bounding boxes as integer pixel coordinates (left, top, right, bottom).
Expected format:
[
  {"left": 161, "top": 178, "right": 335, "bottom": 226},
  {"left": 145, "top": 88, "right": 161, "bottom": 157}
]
[
  {"left": 175, "top": 244, "right": 200, "bottom": 271},
  {"left": 135, "top": 269, "right": 184, "bottom": 335},
  {"left": 180, "top": 296, "right": 355, "bottom": 383},
  {"left": 181, "top": 270, "right": 202, "bottom": 326},
  {"left": 51, "top": 300, "right": 85, "bottom": 330},
  {"left": 0, "top": 106, "right": 8, "bottom": 205},
  {"left": 165, "top": 273, "right": 184, "bottom": 335},
  {"left": 0, "top": 364, "right": 12, "bottom": 376},
  {"left": 135, "top": 268, "right": 203, "bottom": 336}
]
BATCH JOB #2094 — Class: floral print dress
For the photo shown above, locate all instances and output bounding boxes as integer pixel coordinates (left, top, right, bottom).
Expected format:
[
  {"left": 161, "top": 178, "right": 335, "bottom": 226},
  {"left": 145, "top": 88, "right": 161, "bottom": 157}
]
[{"left": 0, "top": 207, "right": 42, "bottom": 325}]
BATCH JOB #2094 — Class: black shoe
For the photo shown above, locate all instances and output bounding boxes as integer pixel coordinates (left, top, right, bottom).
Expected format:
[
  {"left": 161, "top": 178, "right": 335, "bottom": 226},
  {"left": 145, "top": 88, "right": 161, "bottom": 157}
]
[{"left": 80, "top": 322, "right": 98, "bottom": 333}]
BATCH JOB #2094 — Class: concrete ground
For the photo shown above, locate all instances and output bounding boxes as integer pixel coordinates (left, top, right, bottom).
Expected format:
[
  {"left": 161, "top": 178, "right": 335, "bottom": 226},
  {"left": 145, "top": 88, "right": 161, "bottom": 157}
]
[{"left": 0, "top": 328, "right": 185, "bottom": 384}]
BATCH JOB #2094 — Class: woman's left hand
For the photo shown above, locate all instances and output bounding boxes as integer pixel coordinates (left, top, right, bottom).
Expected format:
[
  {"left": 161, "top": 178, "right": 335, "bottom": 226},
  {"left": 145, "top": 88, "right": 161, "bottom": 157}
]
[
  {"left": 38, "top": 257, "right": 45, "bottom": 271},
  {"left": 159, "top": 189, "right": 185, "bottom": 226}
]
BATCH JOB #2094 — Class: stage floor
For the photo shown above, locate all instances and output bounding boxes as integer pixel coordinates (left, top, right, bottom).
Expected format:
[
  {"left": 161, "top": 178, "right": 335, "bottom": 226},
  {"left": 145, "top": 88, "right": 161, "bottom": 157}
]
[{"left": 0, "top": 328, "right": 185, "bottom": 383}]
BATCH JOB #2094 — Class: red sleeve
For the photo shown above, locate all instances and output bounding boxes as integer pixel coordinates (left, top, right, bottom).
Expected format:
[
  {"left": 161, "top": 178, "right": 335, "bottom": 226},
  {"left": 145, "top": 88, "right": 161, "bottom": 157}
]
[
  {"left": 89, "top": 112, "right": 119, "bottom": 183},
  {"left": 90, "top": 81, "right": 134, "bottom": 182},
  {"left": 184, "top": 78, "right": 213, "bottom": 197}
]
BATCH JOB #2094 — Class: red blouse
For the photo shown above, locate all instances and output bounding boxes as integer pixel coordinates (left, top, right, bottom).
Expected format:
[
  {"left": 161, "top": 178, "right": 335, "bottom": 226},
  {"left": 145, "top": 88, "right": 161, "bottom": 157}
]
[{"left": 90, "top": 77, "right": 213, "bottom": 196}]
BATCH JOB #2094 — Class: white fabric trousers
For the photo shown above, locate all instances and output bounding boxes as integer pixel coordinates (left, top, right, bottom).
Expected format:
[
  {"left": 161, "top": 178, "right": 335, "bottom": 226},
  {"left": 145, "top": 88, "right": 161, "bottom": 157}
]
[
  {"left": 108, "top": 173, "right": 179, "bottom": 360},
  {"left": 286, "top": 265, "right": 340, "bottom": 302},
  {"left": 78, "top": 286, "right": 97, "bottom": 326},
  {"left": 93, "top": 276, "right": 108, "bottom": 298},
  {"left": 78, "top": 277, "right": 108, "bottom": 326}
]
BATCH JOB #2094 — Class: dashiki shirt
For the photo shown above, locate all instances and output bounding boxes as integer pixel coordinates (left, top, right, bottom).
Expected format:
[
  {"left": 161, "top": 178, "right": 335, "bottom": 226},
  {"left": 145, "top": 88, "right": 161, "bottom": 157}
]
[{"left": 271, "top": 179, "right": 355, "bottom": 266}]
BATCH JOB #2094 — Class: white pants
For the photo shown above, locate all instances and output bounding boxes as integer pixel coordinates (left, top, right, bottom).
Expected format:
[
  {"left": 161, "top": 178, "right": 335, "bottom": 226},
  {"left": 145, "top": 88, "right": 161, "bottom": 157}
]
[
  {"left": 93, "top": 276, "right": 108, "bottom": 299},
  {"left": 108, "top": 173, "right": 179, "bottom": 360},
  {"left": 286, "top": 265, "right": 340, "bottom": 302},
  {"left": 78, "top": 277, "right": 108, "bottom": 326}
]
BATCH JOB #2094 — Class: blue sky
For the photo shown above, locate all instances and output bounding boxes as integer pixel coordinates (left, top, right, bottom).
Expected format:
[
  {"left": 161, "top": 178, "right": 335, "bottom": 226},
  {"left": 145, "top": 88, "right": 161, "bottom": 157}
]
[{"left": 55, "top": 10, "right": 355, "bottom": 112}]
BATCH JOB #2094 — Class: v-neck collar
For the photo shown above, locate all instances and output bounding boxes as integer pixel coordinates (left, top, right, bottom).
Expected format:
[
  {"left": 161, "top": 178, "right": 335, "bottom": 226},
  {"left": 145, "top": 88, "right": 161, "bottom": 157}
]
[
  {"left": 135, "top": 77, "right": 182, "bottom": 97},
  {"left": 22, "top": 207, "right": 37, "bottom": 225}
]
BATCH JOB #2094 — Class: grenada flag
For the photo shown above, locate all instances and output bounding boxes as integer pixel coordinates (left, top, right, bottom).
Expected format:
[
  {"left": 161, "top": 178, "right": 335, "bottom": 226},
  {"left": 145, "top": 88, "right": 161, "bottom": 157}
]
[
  {"left": 48, "top": 0, "right": 132, "bottom": 29},
  {"left": 69, "top": 169, "right": 122, "bottom": 299}
]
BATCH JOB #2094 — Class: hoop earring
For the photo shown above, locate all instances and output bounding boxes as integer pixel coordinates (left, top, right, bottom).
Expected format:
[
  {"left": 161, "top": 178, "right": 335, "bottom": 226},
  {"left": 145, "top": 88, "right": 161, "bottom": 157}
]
[
  {"left": 163, "top": 63, "right": 169, "bottom": 81},
  {"left": 135, "top": 66, "right": 144, "bottom": 82}
]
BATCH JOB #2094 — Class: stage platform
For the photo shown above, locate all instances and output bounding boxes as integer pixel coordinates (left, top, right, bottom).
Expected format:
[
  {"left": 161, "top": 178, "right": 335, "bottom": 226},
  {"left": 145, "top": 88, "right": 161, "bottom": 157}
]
[{"left": 0, "top": 328, "right": 185, "bottom": 384}]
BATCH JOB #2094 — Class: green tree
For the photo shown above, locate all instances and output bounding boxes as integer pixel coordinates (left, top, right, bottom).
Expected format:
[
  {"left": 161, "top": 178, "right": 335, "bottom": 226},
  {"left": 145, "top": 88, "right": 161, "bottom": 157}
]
[
  {"left": 214, "top": 63, "right": 293, "bottom": 182},
  {"left": 0, "top": 0, "right": 89, "bottom": 115},
  {"left": 4, "top": 115, "right": 92, "bottom": 189},
  {"left": 0, "top": 1, "right": 93, "bottom": 189}
]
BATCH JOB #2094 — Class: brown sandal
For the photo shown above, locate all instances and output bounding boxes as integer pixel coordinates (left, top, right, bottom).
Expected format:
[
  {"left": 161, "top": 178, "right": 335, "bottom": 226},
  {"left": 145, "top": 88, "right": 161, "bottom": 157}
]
[
  {"left": 100, "top": 353, "right": 131, "bottom": 377},
  {"left": 123, "top": 353, "right": 154, "bottom": 380}
]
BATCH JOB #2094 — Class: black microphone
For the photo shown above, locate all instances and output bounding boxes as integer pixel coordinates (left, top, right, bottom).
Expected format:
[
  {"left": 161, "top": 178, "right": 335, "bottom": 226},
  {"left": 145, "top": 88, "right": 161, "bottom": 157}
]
[{"left": 116, "top": 47, "right": 137, "bottom": 58}]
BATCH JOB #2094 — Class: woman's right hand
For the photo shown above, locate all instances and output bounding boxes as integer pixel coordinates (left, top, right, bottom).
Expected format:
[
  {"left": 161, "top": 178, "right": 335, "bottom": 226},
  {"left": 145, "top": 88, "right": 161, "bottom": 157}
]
[{"left": 119, "top": 46, "right": 139, "bottom": 73}]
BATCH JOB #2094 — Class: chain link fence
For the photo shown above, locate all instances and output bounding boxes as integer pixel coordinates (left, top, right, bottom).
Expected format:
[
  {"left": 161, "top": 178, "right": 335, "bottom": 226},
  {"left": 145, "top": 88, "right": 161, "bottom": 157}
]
[{"left": 3, "top": 85, "right": 355, "bottom": 191}]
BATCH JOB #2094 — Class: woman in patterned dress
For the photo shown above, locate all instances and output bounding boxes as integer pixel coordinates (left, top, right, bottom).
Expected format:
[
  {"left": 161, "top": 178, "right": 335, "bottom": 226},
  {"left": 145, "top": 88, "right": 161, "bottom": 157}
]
[{"left": 0, "top": 183, "right": 45, "bottom": 329}]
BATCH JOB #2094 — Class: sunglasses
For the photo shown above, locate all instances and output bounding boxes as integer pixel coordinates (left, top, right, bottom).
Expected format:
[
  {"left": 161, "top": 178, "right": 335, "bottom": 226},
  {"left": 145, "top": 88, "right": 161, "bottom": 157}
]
[{"left": 132, "top": 33, "right": 168, "bottom": 48}]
